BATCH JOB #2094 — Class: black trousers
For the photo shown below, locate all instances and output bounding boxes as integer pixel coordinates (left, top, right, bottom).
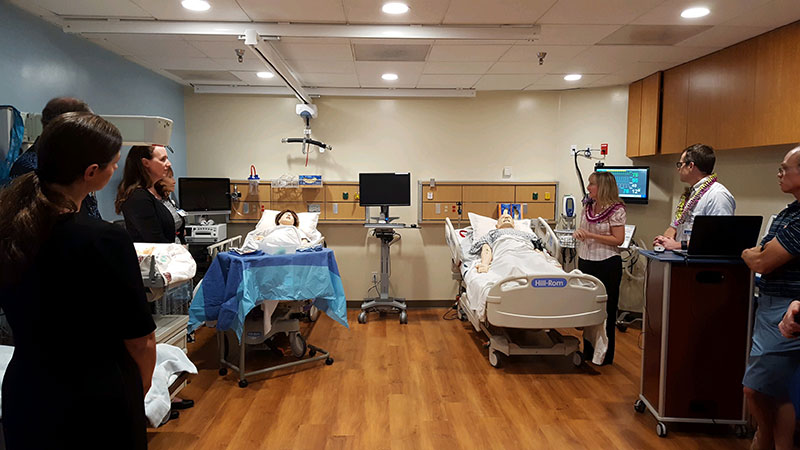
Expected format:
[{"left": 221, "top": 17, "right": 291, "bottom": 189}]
[{"left": 579, "top": 255, "right": 622, "bottom": 365}]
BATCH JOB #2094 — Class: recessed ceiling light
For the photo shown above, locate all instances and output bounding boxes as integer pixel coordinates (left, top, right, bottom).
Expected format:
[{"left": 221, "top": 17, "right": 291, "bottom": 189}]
[
  {"left": 564, "top": 74, "right": 582, "bottom": 81},
  {"left": 382, "top": 2, "right": 409, "bottom": 14},
  {"left": 382, "top": 73, "right": 399, "bottom": 81},
  {"left": 182, "top": 0, "right": 210, "bottom": 11},
  {"left": 681, "top": 7, "right": 710, "bottom": 18},
  {"left": 256, "top": 71, "right": 274, "bottom": 79}
]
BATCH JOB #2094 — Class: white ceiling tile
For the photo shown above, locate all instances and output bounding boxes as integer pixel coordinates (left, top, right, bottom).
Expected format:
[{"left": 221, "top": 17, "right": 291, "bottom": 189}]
[
  {"left": 343, "top": 0, "right": 449, "bottom": 24},
  {"left": 89, "top": 34, "right": 206, "bottom": 58},
  {"left": 272, "top": 43, "right": 354, "bottom": 61},
  {"left": 210, "top": 57, "right": 268, "bottom": 71},
  {"left": 86, "top": 37, "right": 129, "bottom": 55},
  {"left": 27, "top": 0, "right": 151, "bottom": 17},
  {"left": 488, "top": 62, "right": 558, "bottom": 75},
  {"left": 229, "top": 71, "right": 287, "bottom": 86},
  {"left": 427, "top": 44, "right": 511, "bottom": 62},
  {"left": 136, "top": 56, "right": 223, "bottom": 71},
  {"left": 539, "top": 0, "right": 664, "bottom": 25},
  {"left": 588, "top": 74, "right": 634, "bottom": 87},
  {"left": 285, "top": 60, "right": 356, "bottom": 74},
  {"left": 443, "top": 0, "right": 557, "bottom": 25},
  {"left": 723, "top": 0, "right": 800, "bottom": 28},
  {"left": 277, "top": 37, "right": 352, "bottom": 45},
  {"left": 131, "top": 0, "right": 251, "bottom": 21},
  {"left": 536, "top": 24, "right": 622, "bottom": 45},
  {"left": 123, "top": 56, "right": 190, "bottom": 85},
  {"left": 617, "top": 61, "right": 675, "bottom": 80},
  {"left": 187, "top": 38, "right": 246, "bottom": 59},
  {"left": 433, "top": 40, "right": 519, "bottom": 46},
  {"left": 632, "top": 0, "right": 773, "bottom": 26},
  {"left": 564, "top": 45, "right": 719, "bottom": 74},
  {"left": 473, "top": 74, "right": 544, "bottom": 90},
  {"left": 355, "top": 62, "right": 425, "bottom": 88},
  {"left": 423, "top": 62, "right": 494, "bottom": 74},
  {"left": 237, "top": 0, "right": 347, "bottom": 23},
  {"left": 499, "top": 44, "right": 588, "bottom": 63},
  {"left": 417, "top": 74, "right": 482, "bottom": 88},
  {"left": 525, "top": 73, "right": 605, "bottom": 90},
  {"left": 297, "top": 73, "right": 361, "bottom": 88},
  {"left": 676, "top": 25, "right": 772, "bottom": 47}
]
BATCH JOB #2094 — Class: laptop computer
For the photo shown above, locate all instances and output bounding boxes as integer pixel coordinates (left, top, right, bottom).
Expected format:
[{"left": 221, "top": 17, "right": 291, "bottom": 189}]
[{"left": 672, "top": 215, "right": 763, "bottom": 258}]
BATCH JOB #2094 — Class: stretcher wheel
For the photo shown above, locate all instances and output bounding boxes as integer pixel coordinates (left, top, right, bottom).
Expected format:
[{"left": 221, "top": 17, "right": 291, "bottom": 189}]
[
  {"left": 656, "top": 422, "right": 667, "bottom": 437},
  {"left": 633, "top": 399, "right": 646, "bottom": 413},
  {"left": 734, "top": 424, "right": 748, "bottom": 438},
  {"left": 325, "top": 357, "right": 334, "bottom": 365},
  {"left": 218, "top": 368, "right": 228, "bottom": 376},
  {"left": 308, "top": 305, "right": 320, "bottom": 322},
  {"left": 489, "top": 351, "right": 501, "bottom": 368},
  {"left": 358, "top": 311, "right": 367, "bottom": 324},
  {"left": 399, "top": 311, "right": 408, "bottom": 324},
  {"left": 289, "top": 332, "right": 307, "bottom": 358},
  {"left": 572, "top": 351, "right": 584, "bottom": 367},
  {"left": 238, "top": 379, "right": 248, "bottom": 388}
]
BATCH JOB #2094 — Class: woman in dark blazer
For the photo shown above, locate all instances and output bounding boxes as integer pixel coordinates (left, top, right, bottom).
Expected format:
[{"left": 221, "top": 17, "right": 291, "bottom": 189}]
[{"left": 115, "top": 145, "right": 174, "bottom": 243}]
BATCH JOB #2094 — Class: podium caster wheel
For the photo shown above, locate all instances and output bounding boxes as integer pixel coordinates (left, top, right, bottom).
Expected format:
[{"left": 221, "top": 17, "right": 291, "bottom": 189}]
[
  {"left": 238, "top": 379, "right": 248, "bottom": 388},
  {"left": 218, "top": 368, "right": 227, "bottom": 376},
  {"left": 325, "top": 357, "right": 334, "bottom": 365},
  {"left": 634, "top": 399, "right": 646, "bottom": 413},
  {"left": 399, "top": 311, "right": 408, "bottom": 324},
  {"left": 489, "top": 351, "right": 501, "bottom": 368},
  {"left": 656, "top": 422, "right": 667, "bottom": 437},
  {"left": 358, "top": 311, "right": 367, "bottom": 324}
]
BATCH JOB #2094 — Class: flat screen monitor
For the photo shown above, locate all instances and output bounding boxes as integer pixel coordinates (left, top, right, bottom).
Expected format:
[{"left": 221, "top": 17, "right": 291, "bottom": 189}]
[
  {"left": 595, "top": 166, "right": 649, "bottom": 204},
  {"left": 178, "top": 177, "right": 231, "bottom": 214},
  {"left": 359, "top": 173, "right": 411, "bottom": 206}
]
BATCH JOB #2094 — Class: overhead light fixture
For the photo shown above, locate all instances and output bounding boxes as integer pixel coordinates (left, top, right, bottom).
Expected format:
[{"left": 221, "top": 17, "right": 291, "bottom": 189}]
[
  {"left": 182, "top": 0, "right": 210, "bottom": 11},
  {"left": 382, "top": 73, "right": 399, "bottom": 81},
  {"left": 564, "top": 74, "right": 582, "bottom": 81},
  {"left": 256, "top": 71, "right": 274, "bottom": 79},
  {"left": 681, "top": 7, "right": 710, "bottom": 18},
  {"left": 382, "top": 2, "right": 409, "bottom": 15}
]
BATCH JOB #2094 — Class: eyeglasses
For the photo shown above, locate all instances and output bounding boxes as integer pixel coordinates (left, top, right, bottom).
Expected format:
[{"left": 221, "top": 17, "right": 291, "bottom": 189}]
[
  {"left": 676, "top": 161, "right": 692, "bottom": 169},
  {"left": 778, "top": 166, "right": 800, "bottom": 175}
]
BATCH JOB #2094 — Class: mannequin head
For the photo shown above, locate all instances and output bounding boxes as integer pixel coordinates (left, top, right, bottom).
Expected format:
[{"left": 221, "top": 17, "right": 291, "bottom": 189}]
[
  {"left": 497, "top": 212, "right": 515, "bottom": 229},
  {"left": 275, "top": 209, "right": 300, "bottom": 227}
]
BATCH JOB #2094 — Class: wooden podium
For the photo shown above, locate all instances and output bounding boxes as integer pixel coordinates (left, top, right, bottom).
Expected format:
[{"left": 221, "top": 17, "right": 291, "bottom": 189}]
[{"left": 635, "top": 250, "right": 753, "bottom": 438}]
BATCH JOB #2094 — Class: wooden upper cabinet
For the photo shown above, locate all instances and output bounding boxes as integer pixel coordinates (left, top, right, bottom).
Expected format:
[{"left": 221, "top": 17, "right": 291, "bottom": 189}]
[
  {"left": 639, "top": 72, "right": 662, "bottom": 156},
  {"left": 661, "top": 64, "right": 689, "bottom": 155},
  {"left": 754, "top": 22, "right": 800, "bottom": 147},
  {"left": 626, "top": 80, "right": 643, "bottom": 158},
  {"left": 716, "top": 41, "right": 756, "bottom": 149}
]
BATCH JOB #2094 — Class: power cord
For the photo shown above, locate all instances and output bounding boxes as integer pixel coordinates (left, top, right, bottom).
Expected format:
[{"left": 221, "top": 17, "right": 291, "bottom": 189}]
[{"left": 442, "top": 301, "right": 460, "bottom": 320}]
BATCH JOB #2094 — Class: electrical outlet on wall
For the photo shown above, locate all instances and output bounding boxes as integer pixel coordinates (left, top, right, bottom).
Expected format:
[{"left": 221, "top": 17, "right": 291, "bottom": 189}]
[{"left": 371, "top": 272, "right": 378, "bottom": 284}]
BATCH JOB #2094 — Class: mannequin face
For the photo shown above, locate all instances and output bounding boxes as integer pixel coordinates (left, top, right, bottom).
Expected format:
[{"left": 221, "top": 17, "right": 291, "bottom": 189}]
[
  {"left": 497, "top": 213, "right": 515, "bottom": 229},
  {"left": 141, "top": 145, "right": 171, "bottom": 185},
  {"left": 278, "top": 212, "right": 296, "bottom": 226}
]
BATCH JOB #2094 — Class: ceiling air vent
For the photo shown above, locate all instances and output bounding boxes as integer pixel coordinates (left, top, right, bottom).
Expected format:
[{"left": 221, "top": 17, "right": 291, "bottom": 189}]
[
  {"left": 598, "top": 25, "right": 712, "bottom": 46},
  {"left": 353, "top": 44, "right": 431, "bottom": 62},
  {"left": 165, "top": 70, "right": 242, "bottom": 82}
]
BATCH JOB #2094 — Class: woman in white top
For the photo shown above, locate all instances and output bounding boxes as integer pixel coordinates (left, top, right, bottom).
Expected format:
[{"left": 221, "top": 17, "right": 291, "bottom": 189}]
[{"left": 574, "top": 171, "right": 627, "bottom": 365}]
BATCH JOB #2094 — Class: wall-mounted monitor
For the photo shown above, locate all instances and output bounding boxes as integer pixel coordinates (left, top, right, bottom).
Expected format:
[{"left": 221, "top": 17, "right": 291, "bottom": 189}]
[
  {"left": 359, "top": 173, "right": 411, "bottom": 206},
  {"left": 595, "top": 166, "right": 650, "bottom": 204},
  {"left": 178, "top": 177, "right": 231, "bottom": 214}
]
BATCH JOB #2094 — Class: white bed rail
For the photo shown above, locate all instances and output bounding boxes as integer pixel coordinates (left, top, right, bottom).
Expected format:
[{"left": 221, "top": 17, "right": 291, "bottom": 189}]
[
  {"left": 207, "top": 235, "right": 243, "bottom": 259},
  {"left": 485, "top": 271, "right": 607, "bottom": 329},
  {"left": 532, "top": 217, "right": 561, "bottom": 257}
]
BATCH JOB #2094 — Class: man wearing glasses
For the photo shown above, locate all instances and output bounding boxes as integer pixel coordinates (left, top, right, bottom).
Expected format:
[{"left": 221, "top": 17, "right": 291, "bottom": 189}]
[
  {"left": 743, "top": 146, "right": 800, "bottom": 450},
  {"left": 653, "top": 143, "right": 736, "bottom": 250}
]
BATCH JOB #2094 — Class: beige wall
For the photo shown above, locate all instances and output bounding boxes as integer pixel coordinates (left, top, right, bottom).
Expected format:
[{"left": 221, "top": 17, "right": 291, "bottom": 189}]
[{"left": 184, "top": 87, "right": 795, "bottom": 302}]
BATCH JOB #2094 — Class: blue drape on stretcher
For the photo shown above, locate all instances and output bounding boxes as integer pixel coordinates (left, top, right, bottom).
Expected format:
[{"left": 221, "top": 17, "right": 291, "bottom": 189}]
[{"left": 188, "top": 248, "right": 348, "bottom": 340}]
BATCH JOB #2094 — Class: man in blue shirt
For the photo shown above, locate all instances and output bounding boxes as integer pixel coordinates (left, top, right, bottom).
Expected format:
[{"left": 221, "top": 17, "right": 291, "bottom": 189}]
[
  {"left": 742, "top": 146, "right": 800, "bottom": 450},
  {"left": 9, "top": 97, "right": 100, "bottom": 219}
]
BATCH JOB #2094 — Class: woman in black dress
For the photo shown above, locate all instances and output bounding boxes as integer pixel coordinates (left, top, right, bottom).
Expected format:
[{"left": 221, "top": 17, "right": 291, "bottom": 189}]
[
  {"left": 0, "top": 112, "right": 156, "bottom": 449},
  {"left": 115, "top": 145, "right": 174, "bottom": 243}
]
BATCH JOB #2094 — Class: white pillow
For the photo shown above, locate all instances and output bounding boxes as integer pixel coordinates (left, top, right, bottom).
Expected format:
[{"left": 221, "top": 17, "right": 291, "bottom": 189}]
[
  {"left": 255, "top": 209, "right": 321, "bottom": 241},
  {"left": 468, "top": 212, "right": 531, "bottom": 240}
]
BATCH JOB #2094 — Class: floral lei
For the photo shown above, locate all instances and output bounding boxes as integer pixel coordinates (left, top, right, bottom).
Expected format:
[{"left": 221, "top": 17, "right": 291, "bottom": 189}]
[
  {"left": 672, "top": 173, "right": 717, "bottom": 227},
  {"left": 583, "top": 199, "right": 625, "bottom": 224}
]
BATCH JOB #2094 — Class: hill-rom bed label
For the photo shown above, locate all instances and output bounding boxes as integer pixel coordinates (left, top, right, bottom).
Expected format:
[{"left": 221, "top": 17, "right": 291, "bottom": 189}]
[{"left": 532, "top": 278, "right": 567, "bottom": 288}]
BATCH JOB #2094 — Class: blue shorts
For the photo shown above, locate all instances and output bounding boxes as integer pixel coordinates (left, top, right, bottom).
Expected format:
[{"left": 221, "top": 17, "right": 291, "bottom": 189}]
[{"left": 743, "top": 353, "right": 800, "bottom": 399}]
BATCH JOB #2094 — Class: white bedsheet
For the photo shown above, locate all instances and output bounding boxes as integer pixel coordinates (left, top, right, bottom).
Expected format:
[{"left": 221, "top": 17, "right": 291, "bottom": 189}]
[
  {"left": 145, "top": 344, "right": 198, "bottom": 427},
  {"left": 241, "top": 225, "right": 324, "bottom": 254},
  {"left": 462, "top": 233, "right": 608, "bottom": 364},
  {"left": 134, "top": 243, "right": 197, "bottom": 286}
]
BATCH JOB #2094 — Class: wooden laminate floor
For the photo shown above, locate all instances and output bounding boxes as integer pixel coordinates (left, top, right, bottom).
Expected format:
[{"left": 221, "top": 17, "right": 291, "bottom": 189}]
[{"left": 148, "top": 309, "right": 751, "bottom": 450}]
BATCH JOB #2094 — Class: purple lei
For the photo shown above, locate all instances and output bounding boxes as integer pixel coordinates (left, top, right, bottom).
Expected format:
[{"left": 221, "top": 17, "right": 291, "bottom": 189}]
[{"left": 583, "top": 200, "right": 625, "bottom": 224}]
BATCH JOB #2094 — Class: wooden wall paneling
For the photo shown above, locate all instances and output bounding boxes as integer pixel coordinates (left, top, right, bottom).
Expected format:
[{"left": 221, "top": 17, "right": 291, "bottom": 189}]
[
  {"left": 421, "top": 184, "right": 462, "bottom": 202},
  {"left": 754, "top": 22, "right": 800, "bottom": 146},
  {"left": 463, "top": 202, "right": 501, "bottom": 218},
  {"left": 421, "top": 202, "right": 462, "bottom": 222},
  {"left": 687, "top": 51, "right": 723, "bottom": 148},
  {"left": 324, "top": 184, "right": 360, "bottom": 203},
  {"left": 522, "top": 203, "right": 556, "bottom": 221},
  {"left": 660, "top": 64, "right": 690, "bottom": 155},
  {"left": 716, "top": 41, "right": 757, "bottom": 150},
  {"left": 325, "top": 203, "right": 365, "bottom": 221},
  {"left": 626, "top": 80, "right": 642, "bottom": 157},
  {"left": 515, "top": 184, "right": 556, "bottom": 203},
  {"left": 638, "top": 72, "right": 662, "bottom": 156},
  {"left": 463, "top": 185, "right": 515, "bottom": 202},
  {"left": 230, "top": 201, "right": 267, "bottom": 221},
  {"left": 271, "top": 187, "right": 324, "bottom": 202}
]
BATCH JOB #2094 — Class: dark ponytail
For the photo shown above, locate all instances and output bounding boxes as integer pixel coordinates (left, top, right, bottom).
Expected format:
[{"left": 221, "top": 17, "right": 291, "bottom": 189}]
[{"left": 0, "top": 112, "right": 121, "bottom": 287}]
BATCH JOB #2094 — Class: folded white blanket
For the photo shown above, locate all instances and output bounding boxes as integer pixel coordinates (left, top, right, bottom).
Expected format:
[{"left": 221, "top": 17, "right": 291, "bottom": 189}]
[{"left": 145, "top": 344, "right": 198, "bottom": 427}]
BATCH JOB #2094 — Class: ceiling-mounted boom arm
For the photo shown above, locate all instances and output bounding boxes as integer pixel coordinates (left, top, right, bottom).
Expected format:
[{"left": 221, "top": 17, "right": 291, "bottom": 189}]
[{"left": 242, "top": 29, "right": 312, "bottom": 105}]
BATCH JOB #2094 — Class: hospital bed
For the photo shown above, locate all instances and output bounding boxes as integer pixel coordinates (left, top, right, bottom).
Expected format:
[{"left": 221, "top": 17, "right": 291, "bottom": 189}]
[{"left": 445, "top": 217, "right": 608, "bottom": 367}]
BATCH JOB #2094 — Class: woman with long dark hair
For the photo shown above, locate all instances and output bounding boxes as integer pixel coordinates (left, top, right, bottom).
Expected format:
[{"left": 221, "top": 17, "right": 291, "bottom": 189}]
[
  {"left": 0, "top": 112, "right": 156, "bottom": 449},
  {"left": 115, "top": 144, "right": 174, "bottom": 243}
]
